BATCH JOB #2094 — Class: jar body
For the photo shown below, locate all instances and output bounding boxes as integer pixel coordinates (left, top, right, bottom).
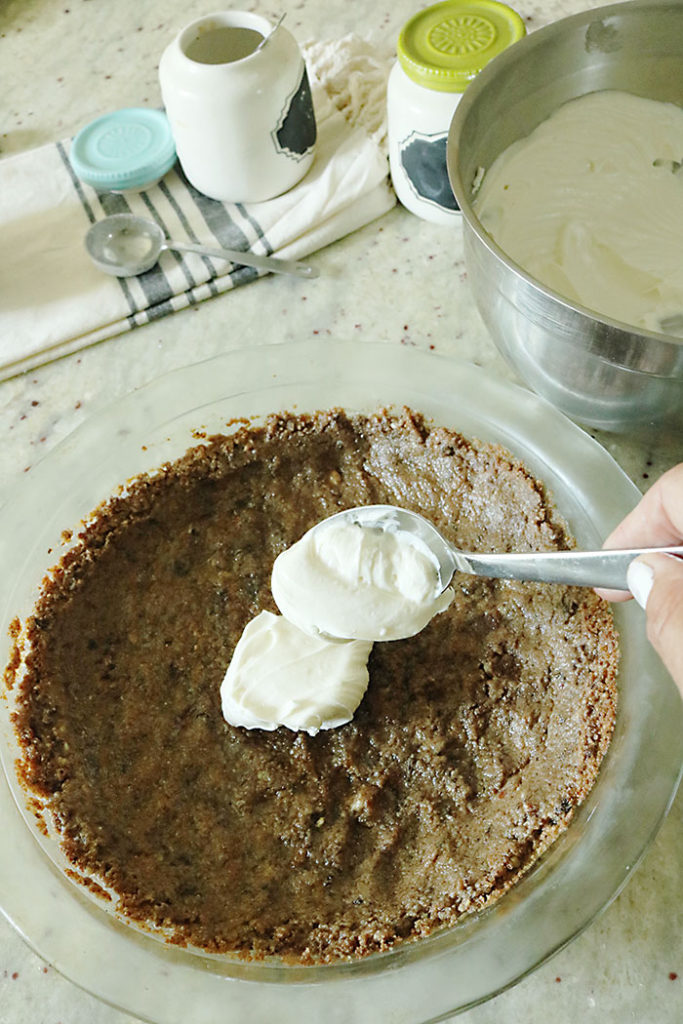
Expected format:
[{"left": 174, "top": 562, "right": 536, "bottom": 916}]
[
  {"left": 387, "top": 62, "right": 463, "bottom": 226},
  {"left": 159, "top": 11, "right": 316, "bottom": 204}
]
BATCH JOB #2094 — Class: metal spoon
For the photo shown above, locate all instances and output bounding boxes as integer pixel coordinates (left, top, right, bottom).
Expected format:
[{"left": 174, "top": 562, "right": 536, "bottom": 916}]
[
  {"left": 85, "top": 213, "right": 318, "bottom": 279},
  {"left": 318, "top": 505, "right": 683, "bottom": 592},
  {"left": 255, "top": 12, "right": 285, "bottom": 52}
]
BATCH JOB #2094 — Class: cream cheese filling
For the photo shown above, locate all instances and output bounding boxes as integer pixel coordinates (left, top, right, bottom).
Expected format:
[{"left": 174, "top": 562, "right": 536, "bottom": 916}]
[{"left": 473, "top": 90, "right": 683, "bottom": 333}]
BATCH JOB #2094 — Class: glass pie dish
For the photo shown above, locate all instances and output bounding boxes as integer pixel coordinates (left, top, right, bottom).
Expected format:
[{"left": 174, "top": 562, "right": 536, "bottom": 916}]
[{"left": 0, "top": 340, "right": 681, "bottom": 1023}]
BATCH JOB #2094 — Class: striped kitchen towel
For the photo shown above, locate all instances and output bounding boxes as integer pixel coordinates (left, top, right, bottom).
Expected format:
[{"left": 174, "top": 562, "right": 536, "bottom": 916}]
[{"left": 0, "top": 36, "right": 395, "bottom": 381}]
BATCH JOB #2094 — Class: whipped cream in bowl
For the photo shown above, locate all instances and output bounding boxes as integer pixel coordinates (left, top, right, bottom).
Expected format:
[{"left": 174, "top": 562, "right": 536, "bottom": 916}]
[{"left": 472, "top": 90, "right": 683, "bottom": 333}]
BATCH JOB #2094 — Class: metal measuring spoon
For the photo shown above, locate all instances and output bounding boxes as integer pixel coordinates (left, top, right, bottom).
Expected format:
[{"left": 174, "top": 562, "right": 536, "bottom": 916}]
[
  {"left": 85, "top": 213, "right": 318, "bottom": 279},
  {"left": 314, "top": 505, "right": 683, "bottom": 592}
]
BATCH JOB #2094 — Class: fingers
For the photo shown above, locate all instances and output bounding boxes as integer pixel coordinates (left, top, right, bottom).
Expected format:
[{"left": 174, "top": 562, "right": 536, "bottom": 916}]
[
  {"left": 596, "top": 464, "right": 683, "bottom": 604},
  {"left": 628, "top": 553, "right": 683, "bottom": 700},
  {"left": 603, "top": 465, "right": 683, "bottom": 550},
  {"left": 596, "top": 464, "right": 683, "bottom": 697}
]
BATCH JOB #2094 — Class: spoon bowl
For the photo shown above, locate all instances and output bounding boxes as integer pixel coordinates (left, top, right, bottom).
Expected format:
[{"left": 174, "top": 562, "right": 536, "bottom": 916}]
[
  {"left": 85, "top": 213, "right": 318, "bottom": 279},
  {"left": 320, "top": 504, "right": 683, "bottom": 592}
]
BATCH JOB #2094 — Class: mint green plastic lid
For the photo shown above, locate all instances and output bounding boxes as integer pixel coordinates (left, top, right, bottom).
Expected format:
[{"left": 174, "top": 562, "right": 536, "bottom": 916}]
[
  {"left": 398, "top": 0, "right": 526, "bottom": 93},
  {"left": 69, "top": 108, "right": 176, "bottom": 191}
]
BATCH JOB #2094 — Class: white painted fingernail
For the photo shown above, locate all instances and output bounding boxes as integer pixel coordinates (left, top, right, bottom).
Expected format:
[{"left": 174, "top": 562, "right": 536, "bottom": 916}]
[{"left": 627, "top": 560, "right": 654, "bottom": 609}]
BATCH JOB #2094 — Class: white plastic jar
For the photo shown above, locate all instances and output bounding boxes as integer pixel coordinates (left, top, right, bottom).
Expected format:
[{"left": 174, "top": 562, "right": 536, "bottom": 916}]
[
  {"left": 159, "top": 11, "right": 316, "bottom": 204},
  {"left": 387, "top": 0, "right": 525, "bottom": 225}
]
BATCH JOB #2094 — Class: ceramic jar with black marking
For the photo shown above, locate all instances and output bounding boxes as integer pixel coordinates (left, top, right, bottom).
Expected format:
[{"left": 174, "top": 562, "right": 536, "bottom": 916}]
[
  {"left": 388, "top": 1, "right": 524, "bottom": 225},
  {"left": 159, "top": 11, "right": 316, "bottom": 203}
]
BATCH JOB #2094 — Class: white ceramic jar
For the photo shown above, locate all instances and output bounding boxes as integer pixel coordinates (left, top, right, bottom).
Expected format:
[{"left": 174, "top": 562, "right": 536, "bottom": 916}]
[
  {"left": 387, "top": 1, "right": 525, "bottom": 225},
  {"left": 159, "top": 11, "right": 317, "bottom": 204}
]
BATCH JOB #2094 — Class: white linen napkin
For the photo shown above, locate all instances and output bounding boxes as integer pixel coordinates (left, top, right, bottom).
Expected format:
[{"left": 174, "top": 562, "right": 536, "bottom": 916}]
[{"left": 0, "top": 36, "right": 395, "bottom": 380}]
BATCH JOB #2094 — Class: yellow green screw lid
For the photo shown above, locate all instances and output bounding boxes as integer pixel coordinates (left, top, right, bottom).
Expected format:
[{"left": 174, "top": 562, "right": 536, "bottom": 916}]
[{"left": 398, "top": 0, "right": 526, "bottom": 92}]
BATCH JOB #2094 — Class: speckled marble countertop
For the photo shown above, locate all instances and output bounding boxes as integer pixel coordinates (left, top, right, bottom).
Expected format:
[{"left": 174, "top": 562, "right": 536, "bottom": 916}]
[{"left": 0, "top": 0, "right": 681, "bottom": 1021}]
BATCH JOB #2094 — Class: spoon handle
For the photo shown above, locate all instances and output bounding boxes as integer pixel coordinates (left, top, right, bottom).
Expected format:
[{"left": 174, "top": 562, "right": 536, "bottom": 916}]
[
  {"left": 452, "top": 546, "right": 683, "bottom": 591},
  {"left": 167, "top": 240, "right": 318, "bottom": 279}
]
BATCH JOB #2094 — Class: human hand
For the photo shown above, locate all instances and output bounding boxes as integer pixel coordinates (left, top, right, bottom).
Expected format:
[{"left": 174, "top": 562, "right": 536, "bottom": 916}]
[{"left": 596, "top": 464, "right": 683, "bottom": 698}]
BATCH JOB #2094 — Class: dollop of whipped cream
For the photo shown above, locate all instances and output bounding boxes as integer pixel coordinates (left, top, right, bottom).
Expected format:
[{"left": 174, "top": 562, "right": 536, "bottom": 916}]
[
  {"left": 473, "top": 90, "right": 683, "bottom": 332},
  {"left": 220, "top": 610, "right": 372, "bottom": 736},
  {"left": 271, "top": 517, "right": 454, "bottom": 642},
  {"left": 221, "top": 513, "right": 454, "bottom": 734}
]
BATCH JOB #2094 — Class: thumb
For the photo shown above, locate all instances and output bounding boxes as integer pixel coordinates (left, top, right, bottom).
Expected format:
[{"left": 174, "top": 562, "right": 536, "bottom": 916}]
[{"left": 628, "top": 554, "right": 683, "bottom": 698}]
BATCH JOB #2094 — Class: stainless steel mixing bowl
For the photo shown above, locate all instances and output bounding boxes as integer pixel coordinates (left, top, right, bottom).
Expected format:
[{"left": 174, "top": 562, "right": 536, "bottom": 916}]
[{"left": 447, "top": 0, "right": 683, "bottom": 432}]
